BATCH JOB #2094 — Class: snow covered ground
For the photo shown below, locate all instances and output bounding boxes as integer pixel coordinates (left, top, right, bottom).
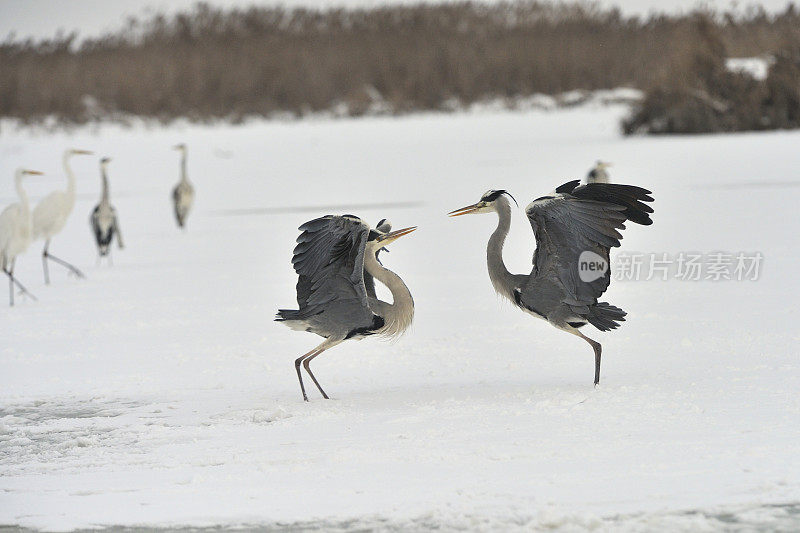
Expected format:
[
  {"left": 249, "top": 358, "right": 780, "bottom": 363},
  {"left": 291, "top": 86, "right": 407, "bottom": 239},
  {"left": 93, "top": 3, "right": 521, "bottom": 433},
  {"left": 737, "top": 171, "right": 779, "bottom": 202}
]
[{"left": 1, "top": 104, "right": 799, "bottom": 531}]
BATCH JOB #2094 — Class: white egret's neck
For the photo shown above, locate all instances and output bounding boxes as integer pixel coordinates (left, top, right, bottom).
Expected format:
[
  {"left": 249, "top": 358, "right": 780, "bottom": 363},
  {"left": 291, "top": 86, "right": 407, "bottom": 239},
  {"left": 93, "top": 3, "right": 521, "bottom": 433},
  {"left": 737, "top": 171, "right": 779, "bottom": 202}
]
[
  {"left": 14, "top": 171, "right": 30, "bottom": 215},
  {"left": 487, "top": 197, "right": 516, "bottom": 300},
  {"left": 364, "top": 247, "right": 414, "bottom": 337},
  {"left": 63, "top": 150, "right": 76, "bottom": 200}
]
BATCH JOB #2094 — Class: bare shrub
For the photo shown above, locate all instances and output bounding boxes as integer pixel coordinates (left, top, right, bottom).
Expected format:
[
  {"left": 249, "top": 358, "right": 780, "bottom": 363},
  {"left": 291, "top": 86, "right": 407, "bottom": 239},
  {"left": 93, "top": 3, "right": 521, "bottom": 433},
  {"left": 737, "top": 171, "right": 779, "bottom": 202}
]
[{"left": 1, "top": 1, "right": 799, "bottom": 127}]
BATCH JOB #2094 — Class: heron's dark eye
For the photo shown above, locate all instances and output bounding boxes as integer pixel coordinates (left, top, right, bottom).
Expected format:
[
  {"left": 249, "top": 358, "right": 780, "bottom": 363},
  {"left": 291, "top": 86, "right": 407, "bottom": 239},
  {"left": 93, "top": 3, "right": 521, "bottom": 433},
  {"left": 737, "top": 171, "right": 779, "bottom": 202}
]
[{"left": 367, "top": 230, "right": 381, "bottom": 241}]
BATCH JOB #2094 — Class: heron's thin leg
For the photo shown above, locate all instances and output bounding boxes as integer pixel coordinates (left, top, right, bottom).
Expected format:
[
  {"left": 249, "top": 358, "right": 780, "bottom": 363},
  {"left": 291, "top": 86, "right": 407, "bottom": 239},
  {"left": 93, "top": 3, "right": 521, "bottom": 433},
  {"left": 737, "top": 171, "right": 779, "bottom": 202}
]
[
  {"left": 43, "top": 240, "right": 85, "bottom": 280},
  {"left": 576, "top": 330, "right": 602, "bottom": 386},
  {"left": 303, "top": 350, "right": 330, "bottom": 400},
  {"left": 5, "top": 268, "right": 11, "bottom": 307},
  {"left": 42, "top": 240, "right": 50, "bottom": 285},
  {"left": 5, "top": 261, "right": 36, "bottom": 305},
  {"left": 11, "top": 276, "right": 37, "bottom": 302},
  {"left": 294, "top": 347, "right": 322, "bottom": 402}
]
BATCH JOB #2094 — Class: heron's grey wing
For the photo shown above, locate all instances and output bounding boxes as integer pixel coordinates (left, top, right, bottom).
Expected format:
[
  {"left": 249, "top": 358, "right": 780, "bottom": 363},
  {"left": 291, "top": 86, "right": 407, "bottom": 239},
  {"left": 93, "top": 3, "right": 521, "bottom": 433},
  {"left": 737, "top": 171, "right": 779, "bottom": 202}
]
[
  {"left": 524, "top": 182, "right": 653, "bottom": 308},
  {"left": 289, "top": 215, "right": 376, "bottom": 334},
  {"left": 525, "top": 194, "right": 627, "bottom": 307},
  {"left": 570, "top": 182, "right": 653, "bottom": 225}
]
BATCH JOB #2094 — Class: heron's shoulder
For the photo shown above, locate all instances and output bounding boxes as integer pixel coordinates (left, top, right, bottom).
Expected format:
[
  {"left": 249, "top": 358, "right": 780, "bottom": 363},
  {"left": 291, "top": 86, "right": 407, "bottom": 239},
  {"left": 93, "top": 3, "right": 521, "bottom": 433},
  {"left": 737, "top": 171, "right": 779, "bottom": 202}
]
[
  {"left": 525, "top": 193, "right": 565, "bottom": 214},
  {"left": 298, "top": 214, "right": 369, "bottom": 236}
]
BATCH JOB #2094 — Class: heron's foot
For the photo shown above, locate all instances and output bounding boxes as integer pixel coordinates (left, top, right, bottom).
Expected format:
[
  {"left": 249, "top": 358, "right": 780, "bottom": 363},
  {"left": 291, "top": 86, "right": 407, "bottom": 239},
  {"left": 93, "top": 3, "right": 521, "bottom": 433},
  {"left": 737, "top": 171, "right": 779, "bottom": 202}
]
[
  {"left": 16, "top": 287, "right": 37, "bottom": 302},
  {"left": 66, "top": 266, "right": 86, "bottom": 279}
]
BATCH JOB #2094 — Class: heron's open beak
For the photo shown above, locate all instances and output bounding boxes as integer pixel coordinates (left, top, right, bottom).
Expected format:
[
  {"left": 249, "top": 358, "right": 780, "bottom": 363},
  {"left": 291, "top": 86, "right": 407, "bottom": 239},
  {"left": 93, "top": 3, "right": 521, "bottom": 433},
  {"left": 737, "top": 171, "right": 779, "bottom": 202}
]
[
  {"left": 448, "top": 202, "right": 483, "bottom": 217},
  {"left": 24, "top": 170, "right": 44, "bottom": 175},
  {"left": 377, "top": 226, "right": 417, "bottom": 245},
  {"left": 74, "top": 149, "right": 93, "bottom": 155}
]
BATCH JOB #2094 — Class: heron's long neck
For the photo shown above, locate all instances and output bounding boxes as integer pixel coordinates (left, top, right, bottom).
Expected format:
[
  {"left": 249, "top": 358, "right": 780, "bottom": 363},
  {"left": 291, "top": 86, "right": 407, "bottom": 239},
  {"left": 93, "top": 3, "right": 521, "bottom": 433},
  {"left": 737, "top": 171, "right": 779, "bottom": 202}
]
[
  {"left": 180, "top": 152, "right": 189, "bottom": 183},
  {"left": 100, "top": 169, "right": 110, "bottom": 203},
  {"left": 15, "top": 175, "right": 29, "bottom": 216},
  {"left": 364, "top": 250, "right": 414, "bottom": 336},
  {"left": 63, "top": 152, "right": 76, "bottom": 201},
  {"left": 488, "top": 199, "right": 516, "bottom": 299}
]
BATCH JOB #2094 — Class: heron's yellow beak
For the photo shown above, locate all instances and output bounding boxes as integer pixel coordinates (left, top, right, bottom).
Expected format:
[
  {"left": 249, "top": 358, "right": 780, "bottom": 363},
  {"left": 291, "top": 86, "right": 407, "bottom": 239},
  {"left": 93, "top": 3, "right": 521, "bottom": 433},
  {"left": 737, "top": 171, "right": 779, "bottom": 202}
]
[
  {"left": 377, "top": 226, "right": 417, "bottom": 245},
  {"left": 74, "top": 149, "right": 94, "bottom": 155},
  {"left": 448, "top": 202, "right": 483, "bottom": 217},
  {"left": 24, "top": 170, "right": 44, "bottom": 175}
]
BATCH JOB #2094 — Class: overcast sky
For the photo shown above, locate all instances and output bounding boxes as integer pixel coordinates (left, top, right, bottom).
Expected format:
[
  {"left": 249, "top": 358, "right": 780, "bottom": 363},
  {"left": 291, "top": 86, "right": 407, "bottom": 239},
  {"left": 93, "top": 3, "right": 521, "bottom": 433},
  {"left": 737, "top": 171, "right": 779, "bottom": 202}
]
[{"left": 0, "top": 0, "right": 794, "bottom": 41}]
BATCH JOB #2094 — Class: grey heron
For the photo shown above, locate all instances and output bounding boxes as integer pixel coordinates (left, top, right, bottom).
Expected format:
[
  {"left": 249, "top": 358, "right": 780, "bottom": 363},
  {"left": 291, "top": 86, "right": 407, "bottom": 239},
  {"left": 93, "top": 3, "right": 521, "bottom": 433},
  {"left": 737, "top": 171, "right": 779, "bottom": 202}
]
[
  {"left": 587, "top": 161, "right": 612, "bottom": 184},
  {"left": 449, "top": 180, "right": 653, "bottom": 385},
  {"left": 276, "top": 215, "right": 416, "bottom": 401},
  {"left": 90, "top": 158, "right": 124, "bottom": 261},
  {"left": 0, "top": 169, "right": 44, "bottom": 306},
  {"left": 32, "top": 148, "right": 93, "bottom": 284},
  {"left": 172, "top": 143, "right": 195, "bottom": 229}
]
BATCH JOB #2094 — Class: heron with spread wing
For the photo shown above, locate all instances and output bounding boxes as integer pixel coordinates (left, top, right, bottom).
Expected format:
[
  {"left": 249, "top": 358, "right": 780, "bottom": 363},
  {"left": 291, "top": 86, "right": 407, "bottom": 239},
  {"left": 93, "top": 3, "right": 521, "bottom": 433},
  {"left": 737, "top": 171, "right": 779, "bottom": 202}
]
[
  {"left": 277, "top": 215, "right": 416, "bottom": 401},
  {"left": 449, "top": 180, "right": 653, "bottom": 385}
]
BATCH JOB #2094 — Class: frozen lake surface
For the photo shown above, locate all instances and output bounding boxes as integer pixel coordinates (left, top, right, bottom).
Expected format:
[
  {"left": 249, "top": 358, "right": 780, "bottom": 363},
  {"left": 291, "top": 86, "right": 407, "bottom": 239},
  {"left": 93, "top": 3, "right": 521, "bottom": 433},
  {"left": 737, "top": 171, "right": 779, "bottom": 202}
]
[{"left": 1, "top": 105, "right": 798, "bottom": 531}]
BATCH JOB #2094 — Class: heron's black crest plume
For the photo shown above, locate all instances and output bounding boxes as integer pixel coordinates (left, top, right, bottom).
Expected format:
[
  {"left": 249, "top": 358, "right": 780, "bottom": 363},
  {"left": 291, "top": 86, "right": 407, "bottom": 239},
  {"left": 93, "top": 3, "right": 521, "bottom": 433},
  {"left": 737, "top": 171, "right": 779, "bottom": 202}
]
[{"left": 482, "top": 189, "right": 519, "bottom": 207}]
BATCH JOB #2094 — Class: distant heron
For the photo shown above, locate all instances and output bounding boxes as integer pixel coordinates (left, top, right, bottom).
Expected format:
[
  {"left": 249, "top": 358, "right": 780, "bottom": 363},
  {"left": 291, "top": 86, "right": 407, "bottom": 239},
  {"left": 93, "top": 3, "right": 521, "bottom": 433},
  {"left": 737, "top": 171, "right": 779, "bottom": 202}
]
[
  {"left": 172, "top": 143, "right": 195, "bottom": 229},
  {"left": 90, "top": 158, "right": 124, "bottom": 261},
  {"left": 0, "top": 168, "right": 44, "bottom": 306},
  {"left": 449, "top": 180, "right": 653, "bottom": 385},
  {"left": 276, "top": 215, "right": 416, "bottom": 401},
  {"left": 587, "top": 161, "right": 612, "bottom": 184},
  {"left": 32, "top": 148, "right": 93, "bottom": 284}
]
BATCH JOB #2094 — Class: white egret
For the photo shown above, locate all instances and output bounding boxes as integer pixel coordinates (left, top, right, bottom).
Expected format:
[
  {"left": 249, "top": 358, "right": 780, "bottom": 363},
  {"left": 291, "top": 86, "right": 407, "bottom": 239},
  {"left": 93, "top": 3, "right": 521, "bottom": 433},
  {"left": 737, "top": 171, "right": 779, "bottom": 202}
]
[
  {"left": 32, "top": 148, "right": 93, "bottom": 284},
  {"left": 1, "top": 168, "right": 44, "bottom": 306}
]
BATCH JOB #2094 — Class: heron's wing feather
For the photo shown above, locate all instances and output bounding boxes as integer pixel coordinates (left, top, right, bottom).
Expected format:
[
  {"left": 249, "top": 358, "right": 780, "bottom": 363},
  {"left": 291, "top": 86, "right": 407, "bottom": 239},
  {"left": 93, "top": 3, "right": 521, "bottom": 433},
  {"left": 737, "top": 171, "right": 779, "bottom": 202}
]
[
  {"left": 526, "top": 195, "right": 626, "bottom": 305},
  {"left": 525, "top": 182, "right": 653, "bottom": 306},
  {"left": 0, "top": 204, "right": 19, "bottom": 250},
  {"left": 289, "top": 215, "right": 374, "bottom": 329}
]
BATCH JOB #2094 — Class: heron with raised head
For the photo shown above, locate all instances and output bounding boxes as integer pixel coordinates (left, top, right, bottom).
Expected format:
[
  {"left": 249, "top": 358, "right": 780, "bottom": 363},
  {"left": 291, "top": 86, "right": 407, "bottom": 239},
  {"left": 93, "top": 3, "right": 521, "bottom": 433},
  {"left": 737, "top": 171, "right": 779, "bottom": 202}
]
[
  {"left": 32, "top": 148, "right": 93, "bottom": 284},
  {"left": 90, "top": 158, "right": 124, "bottom": 261},
  {"left": 276, "top": 215, "right": 416, "bottom": 401},
  {"left": 449, "top": 179, "right": 653, "bottom": 385},
  {"left": 172, "top": 143, "right": 194, "bottom": 229},
  {"left": 0, "top": 168, "right": 44, "bottom": 306},
  {"left": 587, "top": 160, "right": 612, "bottom": 184}
]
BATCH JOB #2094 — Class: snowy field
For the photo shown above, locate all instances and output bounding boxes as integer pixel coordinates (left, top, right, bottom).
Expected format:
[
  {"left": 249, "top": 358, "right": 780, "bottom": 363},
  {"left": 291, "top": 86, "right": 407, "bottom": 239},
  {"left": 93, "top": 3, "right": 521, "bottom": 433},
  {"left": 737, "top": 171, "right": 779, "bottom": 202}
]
[{"left": 1, "top": 104, "right": 799, "bottom": 531}]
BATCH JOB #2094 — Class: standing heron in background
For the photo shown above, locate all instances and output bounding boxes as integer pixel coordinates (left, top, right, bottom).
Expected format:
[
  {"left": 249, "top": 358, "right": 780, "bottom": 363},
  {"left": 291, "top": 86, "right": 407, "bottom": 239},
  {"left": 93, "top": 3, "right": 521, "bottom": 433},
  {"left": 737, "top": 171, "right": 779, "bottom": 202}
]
[
  {"left": 276, "top": 215, "right": 416, "bottom": 401},
  {"left": 0, "top": 168, "right": 44, "bottom": 306},
  {"left": 172, "top": 143, "right": 194, "bottom": 229},
  {"left": 586, "top": 161, "right": 612, "bottom": 184},
  {"left": 90, "top": 158, "right": 124, "bottom": 261},
  {"left": 32, "top": 148, "right": 93, "bottom": 284},
  {"left": 449, "top": 179, "right": 653, "bottom": 385}
]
